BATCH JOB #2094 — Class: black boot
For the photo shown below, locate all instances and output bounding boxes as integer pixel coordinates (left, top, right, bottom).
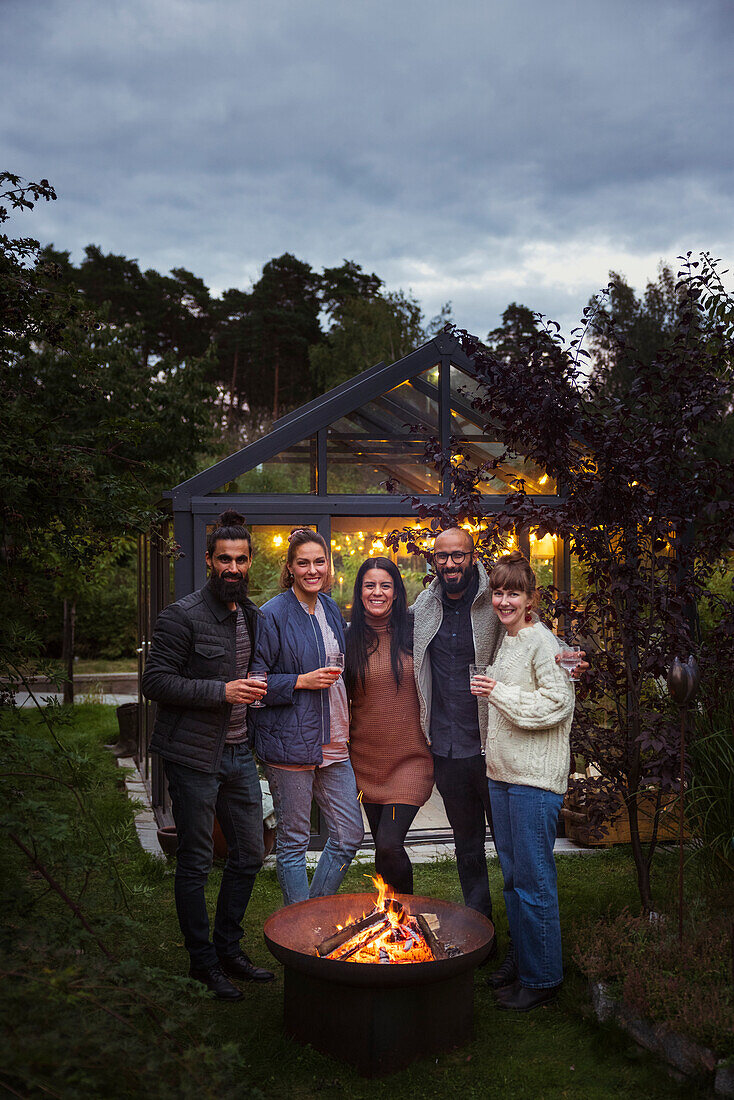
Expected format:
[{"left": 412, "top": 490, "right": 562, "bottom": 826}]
[
  {"left": 218, "top": 951, "right": 275, "bottom": 983},
  {"left": 487, "top": 942, "right": 517, "bottom": 989},
  {"left": 495, "top": 981, "right": 561, "bottom": 1012},
  {"left": 189, "top": 964, "right": 243, "bottom": 1001}
]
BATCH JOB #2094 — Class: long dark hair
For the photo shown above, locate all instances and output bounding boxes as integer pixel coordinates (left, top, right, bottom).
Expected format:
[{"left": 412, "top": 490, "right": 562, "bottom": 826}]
[{"left": 345, "top": 558, "right": 413, "bottom": 696}]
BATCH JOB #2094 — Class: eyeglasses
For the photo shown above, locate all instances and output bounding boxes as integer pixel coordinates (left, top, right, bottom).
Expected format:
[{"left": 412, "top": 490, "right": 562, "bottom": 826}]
[{"left": 434, "top": 551, "right": 470, "bottom": 565}]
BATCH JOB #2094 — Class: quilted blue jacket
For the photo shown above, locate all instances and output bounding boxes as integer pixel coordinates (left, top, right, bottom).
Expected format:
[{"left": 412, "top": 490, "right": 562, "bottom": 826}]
[{"left": 251, "top": 588, "right": 346, "bottom": 766}]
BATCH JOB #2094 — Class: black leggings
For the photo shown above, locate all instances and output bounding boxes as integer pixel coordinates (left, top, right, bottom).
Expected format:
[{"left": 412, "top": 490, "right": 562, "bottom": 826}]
[{"left": 362, "top": 802, "right": 419, "bottom": 895}]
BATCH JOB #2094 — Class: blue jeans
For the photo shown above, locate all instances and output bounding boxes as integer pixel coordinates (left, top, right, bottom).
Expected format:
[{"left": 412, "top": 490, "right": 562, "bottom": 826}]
[
  {"left": 263, "top": 760, "right": 364, "bottom": 905},
  {"left": 488, "top": 779, "right": 564, "bottom": 989},
  {"left": 164, "top": 744, "right": 264, "bottom": 969}
]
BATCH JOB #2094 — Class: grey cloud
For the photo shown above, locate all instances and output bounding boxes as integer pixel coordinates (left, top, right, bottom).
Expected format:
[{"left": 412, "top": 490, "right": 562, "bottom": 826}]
[{"left": 3, "top": 0, "right": 733, "bottom": 339}]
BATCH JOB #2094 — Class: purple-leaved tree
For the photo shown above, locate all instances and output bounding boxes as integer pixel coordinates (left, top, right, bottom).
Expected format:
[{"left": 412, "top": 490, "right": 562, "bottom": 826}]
[{"left": 388, "top": 254, "right": 734, "bottom": 912}]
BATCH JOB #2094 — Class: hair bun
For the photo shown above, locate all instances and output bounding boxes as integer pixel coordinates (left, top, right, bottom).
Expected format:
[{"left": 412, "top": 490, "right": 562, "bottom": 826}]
[
  {"left": 506, "top": 550, "right": 526, "bottom": 563},
  {"left": 218, "top": 509, "right": 246, "bottom": 527}
]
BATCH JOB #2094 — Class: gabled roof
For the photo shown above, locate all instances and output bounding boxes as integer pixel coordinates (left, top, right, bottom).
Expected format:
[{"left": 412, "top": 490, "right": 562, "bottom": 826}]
[{"left": 170, "top": 331, "right": 474, "bottom": 502}]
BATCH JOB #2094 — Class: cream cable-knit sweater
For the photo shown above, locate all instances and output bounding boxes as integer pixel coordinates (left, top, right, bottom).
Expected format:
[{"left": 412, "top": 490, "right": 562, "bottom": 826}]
[{"left": 486, "top": 622, "right": 575, "bottom": 796}]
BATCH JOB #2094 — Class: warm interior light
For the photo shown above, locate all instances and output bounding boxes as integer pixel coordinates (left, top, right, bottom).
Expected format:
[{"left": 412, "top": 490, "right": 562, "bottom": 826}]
[
  {"left": 539, "top": 473, "right": 549, "bottom": 486},
  {"left": 371, "top": 539, "right": 386, "bottom": 553},
  {"left": 532, "top": 533, "right": 555, "bottom": 558},
  {"left": 272, "top": 535, "right": 283, "bottom": 547}
]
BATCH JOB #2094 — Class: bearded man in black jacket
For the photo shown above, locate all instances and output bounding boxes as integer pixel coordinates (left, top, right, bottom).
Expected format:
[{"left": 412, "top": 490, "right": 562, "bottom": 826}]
[{"left": 143, "top": 510, "right": 274, "bottom": 1000}]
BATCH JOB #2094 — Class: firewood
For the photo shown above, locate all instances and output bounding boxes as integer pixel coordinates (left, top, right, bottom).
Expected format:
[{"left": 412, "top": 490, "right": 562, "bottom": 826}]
[
  {"left": 335, "top": 918, "right": 391, "bottom": 961},
  {"left": 415, "top": 914, "right": 447, "bottom": 960},
  {"left": 315, "top": 907, "right": 382, "bottom": 956}
]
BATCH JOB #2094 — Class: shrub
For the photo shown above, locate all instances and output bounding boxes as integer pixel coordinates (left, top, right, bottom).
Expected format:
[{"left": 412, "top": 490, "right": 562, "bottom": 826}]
[{"left": 574, "top": 908, "right": 734, "bottom": 1055}]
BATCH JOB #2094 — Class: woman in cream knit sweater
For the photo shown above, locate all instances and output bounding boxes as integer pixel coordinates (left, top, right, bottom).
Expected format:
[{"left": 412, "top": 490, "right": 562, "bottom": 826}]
[{"left": 472, "top": 551, "right": 575, "bottom": 1012}]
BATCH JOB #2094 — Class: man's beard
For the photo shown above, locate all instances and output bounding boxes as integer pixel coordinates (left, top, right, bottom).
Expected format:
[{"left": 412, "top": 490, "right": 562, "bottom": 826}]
[
  {"left": 437, "top": 560, "right": 474, "bottom": 595},
  {"left": 210, "top": 571, "right": 249, "bottom": 603}
]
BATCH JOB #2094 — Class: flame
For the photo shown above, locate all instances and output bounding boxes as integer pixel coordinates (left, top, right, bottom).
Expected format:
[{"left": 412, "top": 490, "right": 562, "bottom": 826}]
[
  {"left": 324, "top": 874, "right": 434, "bottom": 964},
  {"left": 369, "top": 873, "right": 390, "bottom": 909}
]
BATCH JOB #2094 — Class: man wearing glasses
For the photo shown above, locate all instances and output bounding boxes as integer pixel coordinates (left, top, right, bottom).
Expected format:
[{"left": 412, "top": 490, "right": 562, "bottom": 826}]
[{"left": 412, "top": 527, "right": 503, "bottom": 955}]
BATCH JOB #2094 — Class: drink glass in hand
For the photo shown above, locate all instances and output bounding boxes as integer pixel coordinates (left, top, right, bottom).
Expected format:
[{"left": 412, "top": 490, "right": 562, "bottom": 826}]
[
  {"left": 326, "top": 652, "right": 345, "bottom": 678},
  {"left": 558, "top": 641, "right": 582, "bottom": 681},
  {"left": 247, "top": 670, "right": 268, "bottom": 707},
  {"left": 469, "top": 663, "right": 486, "bottom": 693}
]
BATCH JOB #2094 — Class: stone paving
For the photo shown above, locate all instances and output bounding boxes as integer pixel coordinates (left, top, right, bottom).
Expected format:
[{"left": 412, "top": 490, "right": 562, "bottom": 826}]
[
  {"left": 116, "top": 755, "right": 165, "bottom": 858},
  {"left": 115, "top": 754, "right": 599, "bottom": 865}
]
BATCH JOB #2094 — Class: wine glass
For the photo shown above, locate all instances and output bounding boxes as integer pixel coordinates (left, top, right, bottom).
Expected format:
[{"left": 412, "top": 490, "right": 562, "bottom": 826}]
[
  {"left": 557, "top": 640, "right": 582, "bottom": 681},
  {"left": 326, "top": 652, "right": 345, "bottom": 677},
  {"left": 247, "top": 670, "right": 268, "bottom": 707}
]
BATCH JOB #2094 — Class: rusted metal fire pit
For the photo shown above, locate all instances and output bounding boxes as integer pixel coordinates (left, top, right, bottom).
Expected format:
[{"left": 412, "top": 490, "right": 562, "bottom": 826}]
[{"left": 264, "top": 891, "right": 495, "bottom": 1076}]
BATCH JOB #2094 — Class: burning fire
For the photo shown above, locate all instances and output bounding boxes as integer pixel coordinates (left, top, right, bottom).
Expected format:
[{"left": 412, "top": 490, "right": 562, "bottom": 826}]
[{"left": 317, "top": 876, "right": 439, "bottom": 965}]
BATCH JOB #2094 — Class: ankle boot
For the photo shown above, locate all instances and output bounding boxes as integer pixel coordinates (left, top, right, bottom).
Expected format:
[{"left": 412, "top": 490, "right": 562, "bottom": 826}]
[{"left": 487, "top": 942, "right": 518, "bottom": 989}]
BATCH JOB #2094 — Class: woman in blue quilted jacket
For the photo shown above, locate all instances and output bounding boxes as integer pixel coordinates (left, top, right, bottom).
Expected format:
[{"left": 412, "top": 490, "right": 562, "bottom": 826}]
[{"left": 251, "top": 529, "right": 364, "bottom": 905}]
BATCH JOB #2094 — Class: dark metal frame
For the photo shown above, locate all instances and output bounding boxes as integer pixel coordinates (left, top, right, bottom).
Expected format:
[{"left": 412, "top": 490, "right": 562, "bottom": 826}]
[{"left": 140, "top": 333, "right": 570, "bottom": 841}]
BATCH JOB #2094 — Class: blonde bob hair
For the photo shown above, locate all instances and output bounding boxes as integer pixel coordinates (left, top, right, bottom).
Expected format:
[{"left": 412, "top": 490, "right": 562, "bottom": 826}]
[{"left": 280, "top": 528, "right": 334, "bottom": 592}]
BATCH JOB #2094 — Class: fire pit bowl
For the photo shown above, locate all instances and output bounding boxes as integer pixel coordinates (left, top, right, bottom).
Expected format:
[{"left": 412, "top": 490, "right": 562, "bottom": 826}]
[{"left": 264, "top": 892, "right": 495, "bottom": 1076}]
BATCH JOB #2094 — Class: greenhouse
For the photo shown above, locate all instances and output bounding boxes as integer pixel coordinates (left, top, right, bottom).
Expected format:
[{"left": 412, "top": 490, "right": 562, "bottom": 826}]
[{"left": 139, "top": 330, "right": 569, "bottom": 838}]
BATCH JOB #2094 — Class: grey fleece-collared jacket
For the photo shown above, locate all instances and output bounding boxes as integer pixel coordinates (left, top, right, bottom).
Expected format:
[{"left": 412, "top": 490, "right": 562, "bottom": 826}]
[{"left": 411, "top": 560, "right": 505, "bottom": 748}]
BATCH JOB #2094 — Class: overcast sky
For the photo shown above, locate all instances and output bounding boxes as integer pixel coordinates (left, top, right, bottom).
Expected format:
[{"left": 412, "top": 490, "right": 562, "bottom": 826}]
[{"left": 4, "top": 0, "right": 733, "bottom": 338}]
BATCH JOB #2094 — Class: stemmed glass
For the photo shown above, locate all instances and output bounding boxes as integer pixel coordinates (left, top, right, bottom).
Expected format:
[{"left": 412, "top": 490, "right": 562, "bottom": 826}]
[
  {"left": 326, "top": 652, "right": 345, "bottom": 677},
  {"left": 557, "top": 640, "right": 583, "bottom": 681},
  {"left": 247, "top": 670, "right": 268, "bottom": 707}
]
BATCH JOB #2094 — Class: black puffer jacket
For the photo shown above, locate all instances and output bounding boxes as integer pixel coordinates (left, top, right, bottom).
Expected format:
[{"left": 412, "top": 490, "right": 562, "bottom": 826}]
[{"left": 143, "top": 580, "right": 260, "bottom": 773}]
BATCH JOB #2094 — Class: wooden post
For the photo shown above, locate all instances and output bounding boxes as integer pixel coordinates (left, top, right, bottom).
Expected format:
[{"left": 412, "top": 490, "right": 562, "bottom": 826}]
[{"left": 62, "top": 598, "right": 75, "bottom": 705}]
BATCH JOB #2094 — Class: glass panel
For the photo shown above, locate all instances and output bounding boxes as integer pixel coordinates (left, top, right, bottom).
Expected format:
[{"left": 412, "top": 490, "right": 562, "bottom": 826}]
[
  {"left": 204, "top": 522, "right": 317, "bottom": 606},
  {"left": 449, "top": 366, "right": 556, "bottom": 495},
  {"left": 210, "top": 438, "right": 316, "bottom": 494},
  {"left": 570, "top": 551, "right": 591, "bottom": 599},
  {"left": 329, "top": 518, "right": 433, "bottom": 619},
  {"left": 529, "top": 530, "right": 557, "bottom": 589},
  {"left": 327, "top": 372, "right": 440, "bottom": 494}
]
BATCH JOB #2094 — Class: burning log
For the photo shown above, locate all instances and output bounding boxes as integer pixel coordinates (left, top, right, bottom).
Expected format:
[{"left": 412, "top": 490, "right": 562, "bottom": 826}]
[
  {"left": 335, "top": 918, "right": 393, "bottom": 961},
  {"left": 318, "top": 877, "right": 463, "bottom": 965},
  {"left": 315, "top": 899, "right": 408, "bottom": 957},
  {"left": 316, "top": 907, "right": 384, "bottom": 957},
  {"left": 415, "top": 914, "right": 448, "bottom": 961}
]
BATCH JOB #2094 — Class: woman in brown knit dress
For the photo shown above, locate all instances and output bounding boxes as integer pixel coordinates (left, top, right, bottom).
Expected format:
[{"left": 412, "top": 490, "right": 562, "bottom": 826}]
[{"left": 345, "top": 557, "right": 434, "bottom": 894}]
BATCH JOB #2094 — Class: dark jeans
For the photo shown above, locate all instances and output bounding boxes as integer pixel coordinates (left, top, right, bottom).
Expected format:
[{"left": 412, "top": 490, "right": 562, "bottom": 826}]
[
  {"left": 164, "top": 744, "right": 264, "bottom": 969},
  {"left": 362, "top": 802, "right": 420, "bottom": 895},
  {"left": 432, "top": 752, "right": 493, "bottom": 919}
]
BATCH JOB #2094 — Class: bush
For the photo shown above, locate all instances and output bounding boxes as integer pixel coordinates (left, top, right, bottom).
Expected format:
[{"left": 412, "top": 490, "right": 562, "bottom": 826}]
[{"left": 574, "top": 907, "right": 734, "bottom": 1055}]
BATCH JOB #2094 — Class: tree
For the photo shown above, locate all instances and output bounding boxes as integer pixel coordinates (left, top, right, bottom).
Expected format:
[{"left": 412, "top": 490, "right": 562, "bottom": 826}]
[
  {"left": 391, "top": 255, "right": 734, "bottom": 912},
  {"left": 310, "top": 288, "right": 427, "bottom": 393},
  {"left": 486, "top": 302, "right": 545, "bottom": 358},
  {"left": 587, "top": 263, "right": 734, "bottom": 466},
  {"left": 241, "top": 253, "right": 322, "bottom": 419},
  {"left": 586, "top": 264, "right": 681, "bottom": 398},
  {"left": 0, "top": 173, "right": 218, "bottom": 699},
  {"left": 319, "top": 258, "right": 383, "bottom": 319}
]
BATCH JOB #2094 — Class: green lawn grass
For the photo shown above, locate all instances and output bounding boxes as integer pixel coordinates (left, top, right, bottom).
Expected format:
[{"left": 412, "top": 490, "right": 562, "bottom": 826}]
[
  {"left": 0, "top": 705, "right": 717, "bottom": 1099},
  {"left": 72, "top": 658, "right": 137, "bottom": 674}
]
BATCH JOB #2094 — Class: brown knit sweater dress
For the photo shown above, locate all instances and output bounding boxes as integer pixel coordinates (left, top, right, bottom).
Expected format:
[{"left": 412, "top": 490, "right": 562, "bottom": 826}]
[{"left": 349, "top": 615, "right": 434, "bottom": 807}]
